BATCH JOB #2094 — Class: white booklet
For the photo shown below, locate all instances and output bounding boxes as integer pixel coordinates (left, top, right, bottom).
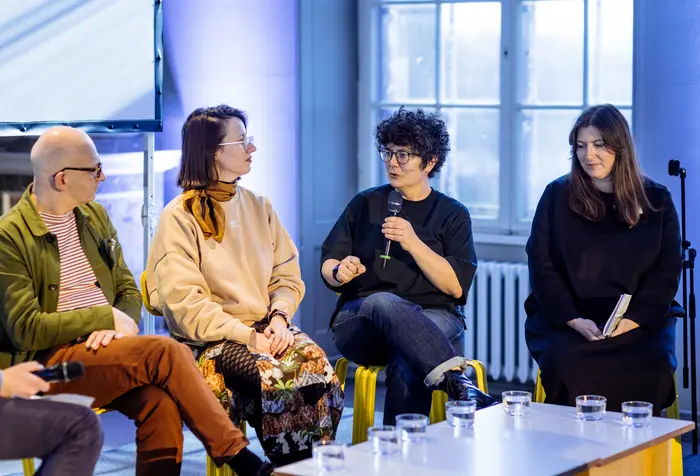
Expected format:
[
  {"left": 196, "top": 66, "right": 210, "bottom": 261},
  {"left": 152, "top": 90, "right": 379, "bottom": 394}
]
[
  {"left": 30, "top": 393, "right": 95, "bottom": 407},
  {"left": 602, "top": 294, "right": 633, "bottom": 337}
]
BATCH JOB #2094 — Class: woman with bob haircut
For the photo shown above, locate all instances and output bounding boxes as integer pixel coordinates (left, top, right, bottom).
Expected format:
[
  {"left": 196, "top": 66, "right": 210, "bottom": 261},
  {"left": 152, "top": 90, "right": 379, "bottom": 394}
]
[
  {"left": 525, "top": 103, "right": 683, "bottom": 413},
  {"left": 146, "top": 104, "right": 343, "bottom": 467}
]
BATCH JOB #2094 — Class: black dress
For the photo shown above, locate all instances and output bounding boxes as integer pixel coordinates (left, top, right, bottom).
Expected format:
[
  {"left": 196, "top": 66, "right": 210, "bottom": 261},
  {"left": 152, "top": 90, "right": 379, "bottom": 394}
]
[{"left": 524, "top": 176, "right": 683, "bottom": 412}]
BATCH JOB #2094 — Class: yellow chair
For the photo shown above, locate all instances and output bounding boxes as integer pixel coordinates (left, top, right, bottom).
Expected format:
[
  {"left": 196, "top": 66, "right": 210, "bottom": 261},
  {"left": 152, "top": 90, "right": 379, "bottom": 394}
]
[
  {"left": 334, "top": 357, "right": 489, "bottom": 444},
  {"left": 534, "top": 369, "right": 683, "bottom": 476},
  {"left": 141, "top": 271, "right": 240, "bottom": 476}
]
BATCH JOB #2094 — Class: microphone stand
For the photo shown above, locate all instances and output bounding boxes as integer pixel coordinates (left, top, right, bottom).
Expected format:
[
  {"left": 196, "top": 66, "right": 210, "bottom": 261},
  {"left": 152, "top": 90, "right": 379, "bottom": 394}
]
[
  {"left": 689, "top": 246, "right": 697, "bottom": 454},
  {"left": 669, "top": 159, "right": 697, "bottom": 454}
]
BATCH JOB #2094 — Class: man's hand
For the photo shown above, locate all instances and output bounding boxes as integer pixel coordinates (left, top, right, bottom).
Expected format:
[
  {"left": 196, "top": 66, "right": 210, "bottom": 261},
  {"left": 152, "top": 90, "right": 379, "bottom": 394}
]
[
  {"left": 248, "top": 332, "right": 273, "bottom": 357},
  {"left": 382, "top": 217, "right": 420, "bottom": 252},
  {"left": 113, "top": 307, "right": 139, "bottom": 336},
  {"left": 264, "top": 316, "right": 295, "bottom": 357},
  {"left": 567, "top": 318, "right": 604, "bottom": 341},
  {"left": 334, "top": 256, "right": 366, "bottom": 284},
  {"left": 85, "top": 330, "right": 124, "bottom": 350},
  {"left": 610, "top": 318, "right": 639, "bottom": 338},
  {"left": 0, "top": 361, "right": 50, "bottom": 398}
]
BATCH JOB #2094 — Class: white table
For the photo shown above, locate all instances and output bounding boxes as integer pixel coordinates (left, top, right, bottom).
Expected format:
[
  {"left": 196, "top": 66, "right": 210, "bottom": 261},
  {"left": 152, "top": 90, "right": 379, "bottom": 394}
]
[{"left": 275, "top": 403, "right": 694, "bottom": 476}]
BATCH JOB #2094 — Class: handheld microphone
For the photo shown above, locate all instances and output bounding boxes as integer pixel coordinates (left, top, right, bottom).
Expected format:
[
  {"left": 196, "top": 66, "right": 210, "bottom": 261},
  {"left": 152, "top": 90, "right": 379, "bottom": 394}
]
[
  {"left": 32, "top": 361, "right": 85, "bottom": 383},
  {"left": 381, "top": 190, "right": 403, "bottom": 269}
]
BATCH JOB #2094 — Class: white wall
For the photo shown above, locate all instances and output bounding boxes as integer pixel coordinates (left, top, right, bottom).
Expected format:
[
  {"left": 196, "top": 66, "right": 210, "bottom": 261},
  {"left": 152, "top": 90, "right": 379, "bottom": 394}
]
[
  {"left": 163, "top": 0, "right": 300, "bottom": 242},
  {"left": 634, "top": 0, "right": 700, "bottom": 416}
]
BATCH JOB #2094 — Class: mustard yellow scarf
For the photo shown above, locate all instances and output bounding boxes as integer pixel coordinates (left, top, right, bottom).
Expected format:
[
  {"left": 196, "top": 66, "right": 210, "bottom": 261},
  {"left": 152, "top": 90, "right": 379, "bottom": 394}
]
[{"left": 182, "top": 181, "right": 237, "bottom": 243}]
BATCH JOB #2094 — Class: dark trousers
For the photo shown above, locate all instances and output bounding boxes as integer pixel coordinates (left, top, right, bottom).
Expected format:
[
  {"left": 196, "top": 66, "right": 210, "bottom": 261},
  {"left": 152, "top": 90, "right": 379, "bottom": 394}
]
[
  {"left": 40, "top": 335, "right": 249, "bottom": 476},
  {"left": 332, "top": 292, "right": 466, "bottom": 425},
  {"left": 0, "top": 397, "right": 102, "bottom": 476}
]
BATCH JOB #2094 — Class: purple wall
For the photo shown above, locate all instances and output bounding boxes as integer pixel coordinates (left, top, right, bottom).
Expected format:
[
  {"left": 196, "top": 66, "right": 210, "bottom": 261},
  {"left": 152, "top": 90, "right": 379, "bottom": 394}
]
[{"left": 160, "top": 0, "right": 300, "bottom": 241}]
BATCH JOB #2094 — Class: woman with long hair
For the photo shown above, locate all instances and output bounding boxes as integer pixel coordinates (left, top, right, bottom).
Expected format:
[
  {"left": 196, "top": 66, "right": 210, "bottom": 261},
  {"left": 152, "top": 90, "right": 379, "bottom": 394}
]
[{"left": 525, "top": 104, "right": 683, "bottom": 412}]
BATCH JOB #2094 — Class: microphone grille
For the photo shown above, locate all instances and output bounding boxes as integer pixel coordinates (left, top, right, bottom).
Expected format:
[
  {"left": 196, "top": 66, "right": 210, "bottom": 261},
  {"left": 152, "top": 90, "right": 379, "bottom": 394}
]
[
  {"left": 64, "top": 361, "right": 85, "bottom": 380},
  {"left": 388, "top": 190, "right": 403, "bottom": 214}
]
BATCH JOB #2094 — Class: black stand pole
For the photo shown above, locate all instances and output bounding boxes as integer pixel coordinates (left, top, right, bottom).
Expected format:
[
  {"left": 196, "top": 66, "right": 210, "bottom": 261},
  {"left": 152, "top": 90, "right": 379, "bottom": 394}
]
[
  {"left": 689, "top": 247, "right": 697, "bottom": 454},
  {"left": 669, "top": 159, "right": 697, "bottom": 454},
  {"left": 681, "top": 169, "right": 690, "bottom": 390}
]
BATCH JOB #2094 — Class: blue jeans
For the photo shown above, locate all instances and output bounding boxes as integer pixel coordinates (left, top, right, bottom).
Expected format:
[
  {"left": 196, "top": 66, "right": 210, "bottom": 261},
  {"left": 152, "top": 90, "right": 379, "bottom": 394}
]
[{"left": 331, "top": 292, "right": 466, "bottom": 425}]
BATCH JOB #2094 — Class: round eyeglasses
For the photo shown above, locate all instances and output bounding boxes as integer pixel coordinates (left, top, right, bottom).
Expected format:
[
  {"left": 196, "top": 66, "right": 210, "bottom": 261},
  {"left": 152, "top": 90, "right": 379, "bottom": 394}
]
[{"left": 379, "top": 149, "right": 416, "bottom": 165}]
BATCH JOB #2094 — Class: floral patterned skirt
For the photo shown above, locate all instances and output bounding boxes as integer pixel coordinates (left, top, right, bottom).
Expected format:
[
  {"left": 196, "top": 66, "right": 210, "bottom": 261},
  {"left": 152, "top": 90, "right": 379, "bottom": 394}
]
[{"left": 196, "top": 322, "right": 344, "bottom": 463}]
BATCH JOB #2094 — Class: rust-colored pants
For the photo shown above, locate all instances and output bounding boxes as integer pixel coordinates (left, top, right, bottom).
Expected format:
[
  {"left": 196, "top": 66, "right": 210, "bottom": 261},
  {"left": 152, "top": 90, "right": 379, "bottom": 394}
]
[{"left": 40, "top": 335, "right": 248, "bottom": 476}]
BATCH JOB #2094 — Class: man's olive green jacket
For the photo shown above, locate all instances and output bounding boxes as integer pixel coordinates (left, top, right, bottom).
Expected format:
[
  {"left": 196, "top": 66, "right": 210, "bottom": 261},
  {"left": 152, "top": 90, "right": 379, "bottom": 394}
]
[{"left": 0, "top": 186, "right": 141, "bottom": 369}]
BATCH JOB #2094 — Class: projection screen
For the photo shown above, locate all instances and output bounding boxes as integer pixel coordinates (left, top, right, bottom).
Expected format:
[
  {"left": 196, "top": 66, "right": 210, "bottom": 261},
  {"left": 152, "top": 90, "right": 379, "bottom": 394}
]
[{"left": 0, "top": 0, "right": 163, "bottom": 135}]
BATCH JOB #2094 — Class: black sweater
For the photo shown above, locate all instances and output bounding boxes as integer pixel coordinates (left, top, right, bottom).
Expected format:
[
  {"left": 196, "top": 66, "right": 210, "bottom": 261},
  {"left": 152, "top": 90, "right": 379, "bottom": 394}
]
[
  {"left": 321, "top": 184, "right": 477, "bottom": 313},
  {"left": 525, "top": 175, "right": 683, "bottom": 330}
]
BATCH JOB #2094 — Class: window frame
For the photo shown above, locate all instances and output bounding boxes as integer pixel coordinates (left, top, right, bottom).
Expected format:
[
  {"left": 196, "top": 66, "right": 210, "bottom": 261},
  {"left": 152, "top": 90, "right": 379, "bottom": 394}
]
[{"left": 358, "top": 0, "right": 633, "bottom": 242}]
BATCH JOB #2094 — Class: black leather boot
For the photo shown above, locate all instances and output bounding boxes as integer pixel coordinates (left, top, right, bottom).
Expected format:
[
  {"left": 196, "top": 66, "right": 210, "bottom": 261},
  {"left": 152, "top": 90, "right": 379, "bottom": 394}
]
[{"left": 436, "top": 370, "right": 499, "bottom": 409}]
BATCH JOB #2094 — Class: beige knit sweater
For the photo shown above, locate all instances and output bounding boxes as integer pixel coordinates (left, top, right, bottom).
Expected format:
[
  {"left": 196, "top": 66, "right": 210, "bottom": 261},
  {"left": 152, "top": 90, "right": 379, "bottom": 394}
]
[{"left": 145, "top": 186, "right": 305, "bottom": 345}]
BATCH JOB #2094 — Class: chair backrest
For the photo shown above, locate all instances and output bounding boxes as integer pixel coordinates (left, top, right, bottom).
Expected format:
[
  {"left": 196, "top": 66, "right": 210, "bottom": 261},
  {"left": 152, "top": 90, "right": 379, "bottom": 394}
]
[
  {"left": 141, "top": 271, "right": 212, "bottom": 357},
  {"left": 140, "top": 271, "right": 163, "bottom": 317}
]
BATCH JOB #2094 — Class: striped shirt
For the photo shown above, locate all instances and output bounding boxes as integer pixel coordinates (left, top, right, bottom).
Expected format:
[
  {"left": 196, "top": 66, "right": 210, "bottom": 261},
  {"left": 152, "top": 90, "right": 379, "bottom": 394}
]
[{"left": 40, "top": 212, "right": 109, "bottom": 312}]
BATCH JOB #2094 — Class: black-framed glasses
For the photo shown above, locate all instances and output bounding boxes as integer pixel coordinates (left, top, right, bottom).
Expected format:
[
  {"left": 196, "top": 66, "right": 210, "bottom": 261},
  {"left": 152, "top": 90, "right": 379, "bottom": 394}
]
[
  {"left": 53, "top": 162, "right": 103, "bottom": 179},
  {"left": 379, "top": 149, "right": 417, "bottom": 165}
]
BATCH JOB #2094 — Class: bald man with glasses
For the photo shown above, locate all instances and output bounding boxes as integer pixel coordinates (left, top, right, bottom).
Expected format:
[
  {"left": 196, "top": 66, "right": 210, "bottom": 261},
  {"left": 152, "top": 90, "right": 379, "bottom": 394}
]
[{"left": 0, "top": 127, "right": 272, "bottom": 476}]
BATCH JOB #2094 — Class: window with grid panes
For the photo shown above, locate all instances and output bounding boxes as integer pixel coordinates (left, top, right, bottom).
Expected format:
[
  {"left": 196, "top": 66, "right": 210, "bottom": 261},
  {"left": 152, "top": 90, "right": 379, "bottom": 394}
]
[{"left": 359, "top": 0, "right": 633, "bottom": 236}]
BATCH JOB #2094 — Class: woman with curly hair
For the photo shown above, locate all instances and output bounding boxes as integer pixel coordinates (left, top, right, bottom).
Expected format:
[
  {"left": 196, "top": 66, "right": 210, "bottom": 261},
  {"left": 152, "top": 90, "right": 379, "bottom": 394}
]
[
  {"left": 320, "top": 107, "right": 497, "bottom": 425},
  {"left": 525, "top": 104, "right": 683, "bottom": 413},
  {"left": 145, "top": 105, "right": 344, "bottom": 467}
]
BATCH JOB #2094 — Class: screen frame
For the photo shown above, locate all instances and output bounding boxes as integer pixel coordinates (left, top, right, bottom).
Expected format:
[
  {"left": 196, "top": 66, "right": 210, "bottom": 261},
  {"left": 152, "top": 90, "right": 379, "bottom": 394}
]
[{"left": 0, "top": 0, "right": 164, "bottom": 135}]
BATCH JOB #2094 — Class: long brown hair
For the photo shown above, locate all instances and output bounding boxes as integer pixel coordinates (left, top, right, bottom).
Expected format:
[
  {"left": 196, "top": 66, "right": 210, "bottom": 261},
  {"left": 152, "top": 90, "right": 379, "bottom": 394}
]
[{"left": 568, "top": 104, "right": 654, "bottom": 227}]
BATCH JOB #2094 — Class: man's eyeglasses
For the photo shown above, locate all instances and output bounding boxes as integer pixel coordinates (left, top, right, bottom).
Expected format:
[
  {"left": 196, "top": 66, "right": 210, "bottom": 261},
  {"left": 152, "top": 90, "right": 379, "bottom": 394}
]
[
  {"left": 52, "top": 162, "right": 103, "bottom": 179},
  {"left": 379, "top": 149, "right": 417, "bottom": 165},
  {"left": 219, "top": 135, "right": 255, "bottom": 149}
]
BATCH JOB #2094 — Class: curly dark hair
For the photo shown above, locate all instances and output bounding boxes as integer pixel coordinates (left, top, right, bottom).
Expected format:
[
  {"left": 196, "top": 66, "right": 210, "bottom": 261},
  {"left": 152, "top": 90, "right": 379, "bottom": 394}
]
[{"left": 374, "top": 107, "right": 450, "bottom": 178}]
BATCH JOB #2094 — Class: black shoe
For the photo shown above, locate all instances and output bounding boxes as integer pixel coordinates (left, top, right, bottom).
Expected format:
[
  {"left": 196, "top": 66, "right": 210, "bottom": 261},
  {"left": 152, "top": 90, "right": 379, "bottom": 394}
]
[{"left": 437, "top": 370, "right": 499, "bottom": 409}]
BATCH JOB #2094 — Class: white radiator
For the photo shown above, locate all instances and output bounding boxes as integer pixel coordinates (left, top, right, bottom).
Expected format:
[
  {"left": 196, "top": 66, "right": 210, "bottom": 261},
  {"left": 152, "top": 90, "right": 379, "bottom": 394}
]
[{"left": 463, "top": 261, "right": 539, "bottom": 384}]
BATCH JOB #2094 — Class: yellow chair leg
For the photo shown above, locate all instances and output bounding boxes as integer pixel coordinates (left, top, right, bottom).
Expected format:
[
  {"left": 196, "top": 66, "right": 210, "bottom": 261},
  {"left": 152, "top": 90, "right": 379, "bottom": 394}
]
[
  {"left": 667, "top": 399, "right": 680, "bottom": 420},
  {"left": 667, "top": 373, "right": 681, "bottom": 420},
  {"left": 534, "top": 369, "right": 546, "bottom": 404},
  {"left": 335, "top": 357, "right": 349, "bottom": 392},
  {"left": 352, "top": 365, "right": 382, "bottom": 444},
  {"left": 206, "top": 422, "right": 245, "bottom": 476},
  {"left": 430, "top": 391, "right": 448, "bottom": 424},
  {"left": 466, "top": 359, "right": 489, "bottom": 393},
  {"left": 22, "top": 458, "right": 35, "bottom": 475},
  {"left": 207, "top": 453, "right": 234, "bottom": 476},
  {"left": 206, "top": 455, "right": 218, "bottom": 476}
]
